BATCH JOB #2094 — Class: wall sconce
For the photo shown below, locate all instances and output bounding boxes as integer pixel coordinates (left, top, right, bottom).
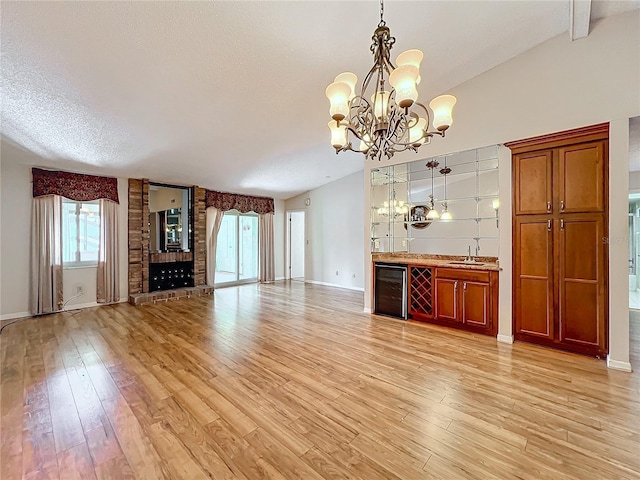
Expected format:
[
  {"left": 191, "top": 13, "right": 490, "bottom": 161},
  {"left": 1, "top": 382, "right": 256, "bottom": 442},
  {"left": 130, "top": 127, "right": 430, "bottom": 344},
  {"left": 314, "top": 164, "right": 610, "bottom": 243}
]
[{"left": 492, "top": 198, "right": 500, "bottom": 228}]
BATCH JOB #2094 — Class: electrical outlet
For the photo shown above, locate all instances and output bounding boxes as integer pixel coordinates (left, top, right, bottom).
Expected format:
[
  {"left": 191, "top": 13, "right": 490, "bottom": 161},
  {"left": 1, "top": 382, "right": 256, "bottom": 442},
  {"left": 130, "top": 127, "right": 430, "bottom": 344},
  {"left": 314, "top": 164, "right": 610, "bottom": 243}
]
[
  {"left": 402, "top": 239, "right": 407, "bottom": 247},
  {"left": 336, "top": 270, "right": 339, "bottom": 276},
  {"left": 374, "top": 240, "right": 380, "bottom": 249}
]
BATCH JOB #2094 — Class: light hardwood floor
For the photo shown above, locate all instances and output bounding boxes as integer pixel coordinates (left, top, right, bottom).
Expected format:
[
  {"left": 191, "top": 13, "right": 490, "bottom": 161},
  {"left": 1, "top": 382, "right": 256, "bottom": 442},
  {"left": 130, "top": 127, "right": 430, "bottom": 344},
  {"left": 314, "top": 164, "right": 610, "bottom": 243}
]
[{"left": 1, "top": 282, "right": 639, "bottom": 479}]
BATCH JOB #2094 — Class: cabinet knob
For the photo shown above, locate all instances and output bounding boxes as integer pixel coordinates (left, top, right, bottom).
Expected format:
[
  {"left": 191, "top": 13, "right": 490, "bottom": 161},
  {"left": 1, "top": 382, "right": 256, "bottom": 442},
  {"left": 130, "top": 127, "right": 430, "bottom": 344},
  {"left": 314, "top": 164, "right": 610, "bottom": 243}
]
[
  {"left": 463, "top": 282, "right": 467, "bottom": 291},
  {"left": 561, "top": 219, "right": 565, "bottom": 229},
  {"left": 560, "top": 200, "right": 565, "bottom": 212},
  {"left": 454, "top": 281, "right": 458, "bottom": 290},
  {"left": 547, "top": 201, "right": 551, "bottom": 212},
  {"left": 547, "top": 219, "right": 552, "bottom": 231}
]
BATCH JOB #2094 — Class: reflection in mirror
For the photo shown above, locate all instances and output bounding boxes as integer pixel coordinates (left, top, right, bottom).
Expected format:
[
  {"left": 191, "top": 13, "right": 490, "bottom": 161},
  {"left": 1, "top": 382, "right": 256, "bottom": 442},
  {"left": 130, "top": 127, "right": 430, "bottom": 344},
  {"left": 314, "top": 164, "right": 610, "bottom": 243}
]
[
  {"left": 149, "top": 184, "right": 192, "bottom": 253},
  {"left": 371, "top": 145, "right": 500, "bottom": 256}
]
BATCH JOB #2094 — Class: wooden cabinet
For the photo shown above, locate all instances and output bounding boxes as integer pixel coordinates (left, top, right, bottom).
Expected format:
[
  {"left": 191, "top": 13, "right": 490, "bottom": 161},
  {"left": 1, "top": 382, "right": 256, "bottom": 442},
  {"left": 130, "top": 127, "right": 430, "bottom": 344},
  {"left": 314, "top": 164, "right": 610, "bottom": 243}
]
[
  {"left": 508, "top": 124, "right": 608, "bottom": 357},
  {"left": 434, "top": 278, "right": 459, "bottom": 322},
  {"left": 432, "top": 268, "right": 497, "bottom": 335},
  {"left": 514, "top": 150, "right": 553, "bottom": 215}
]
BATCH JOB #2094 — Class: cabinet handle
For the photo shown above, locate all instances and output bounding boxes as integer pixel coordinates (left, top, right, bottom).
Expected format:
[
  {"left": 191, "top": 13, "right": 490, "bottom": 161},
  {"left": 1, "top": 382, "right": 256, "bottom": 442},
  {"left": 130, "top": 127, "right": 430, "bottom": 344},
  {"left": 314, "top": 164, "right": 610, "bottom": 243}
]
[
  {"left": 561, "top": 219, "right": 565, "bottom": 229},
  {"left": 454, "top": 281, "right": 458, "bottom": 291},
  {"left": 560, "top": 200, "right": 565, "bottom": 212},
  {"left": 547, "top": 201, "right": 551, "bottom": 212},
  {"left": 463, "top": 282, "right": 467, "bottom": 291},
  {"left": 547, "top": 219, "right": 552, "bottom": 231}
]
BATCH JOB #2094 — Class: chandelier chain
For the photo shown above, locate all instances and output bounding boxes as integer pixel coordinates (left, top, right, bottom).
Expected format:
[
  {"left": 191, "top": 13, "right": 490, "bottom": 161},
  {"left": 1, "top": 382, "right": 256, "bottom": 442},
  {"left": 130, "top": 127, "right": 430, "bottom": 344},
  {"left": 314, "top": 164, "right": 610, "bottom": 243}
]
[{"left": 379, "top": 0, "right": 385, "bottom": 27}]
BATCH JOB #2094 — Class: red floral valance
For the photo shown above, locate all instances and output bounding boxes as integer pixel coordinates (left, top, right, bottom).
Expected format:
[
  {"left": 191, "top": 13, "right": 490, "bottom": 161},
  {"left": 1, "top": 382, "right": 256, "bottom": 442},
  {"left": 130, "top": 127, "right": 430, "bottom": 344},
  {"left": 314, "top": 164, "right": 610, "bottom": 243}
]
[
  {"left": 206, "top": 190, "right": 274, "bottom": 215},
  {"left": 32, "top": 168, "right": 119, "bottom": 203}
]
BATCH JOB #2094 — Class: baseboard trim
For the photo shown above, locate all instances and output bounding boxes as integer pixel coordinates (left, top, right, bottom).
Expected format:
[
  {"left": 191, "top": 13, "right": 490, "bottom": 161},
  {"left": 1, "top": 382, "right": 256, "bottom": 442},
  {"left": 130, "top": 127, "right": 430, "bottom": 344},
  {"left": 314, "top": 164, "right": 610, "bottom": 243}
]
[
  {"left": 363, "top": 307, "right": 372, "bottom": 314},
  {"left": 0, "top": 311, "right": 31, "bottom": 322},
  {"left": 305, "top": 280, "right": 364, "bottom": 292},
  {"left": 606, "top": 356, "right": 633, "bottom": 372},
  {"left": 497, "top": 334, "right": 514, "bottom": 344},
  {"left": 275, "top": 276, "right": 285, "bottom": 281}
]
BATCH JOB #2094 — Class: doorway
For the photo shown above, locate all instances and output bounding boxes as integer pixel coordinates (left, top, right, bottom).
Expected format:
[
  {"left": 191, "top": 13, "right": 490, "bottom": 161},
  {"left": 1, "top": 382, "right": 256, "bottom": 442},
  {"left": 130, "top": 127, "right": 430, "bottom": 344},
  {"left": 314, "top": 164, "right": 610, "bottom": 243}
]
[
  {"left": 214, "top": 210, "right": 259, "bottom": 286},
  {"left": 287, "top": 211, "right": 305, "bottom": 281}
]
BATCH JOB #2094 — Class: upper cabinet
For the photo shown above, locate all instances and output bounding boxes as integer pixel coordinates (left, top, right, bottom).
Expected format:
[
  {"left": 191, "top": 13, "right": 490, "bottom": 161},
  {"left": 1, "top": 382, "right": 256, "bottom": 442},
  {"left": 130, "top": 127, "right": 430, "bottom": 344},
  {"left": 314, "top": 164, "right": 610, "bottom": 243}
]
[
  {"left": 558, "top": 140, "right": 606, "bottom": 213},
  {"left": 511, "top": 125, "right": 608, "bottom": 216},
  {"left": 513, "top": 150, "right": 552, "bottom": 215}
]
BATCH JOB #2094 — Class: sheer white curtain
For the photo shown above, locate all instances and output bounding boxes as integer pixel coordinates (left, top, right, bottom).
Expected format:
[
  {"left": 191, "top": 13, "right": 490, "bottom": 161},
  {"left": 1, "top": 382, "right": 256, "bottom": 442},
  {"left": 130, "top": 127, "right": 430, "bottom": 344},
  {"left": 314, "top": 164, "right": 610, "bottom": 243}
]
[
  {"left": 30, "top": 195, "right": 63, "bottom": 315},
  {"left": 206, "top": 207, "right": 225, "bottom": 286},
  {"left": 258, "top": 213, "right": 275, "bottom": 283},
  {"left": 97, "top": 199, "right": 119, "bottom": 303}
]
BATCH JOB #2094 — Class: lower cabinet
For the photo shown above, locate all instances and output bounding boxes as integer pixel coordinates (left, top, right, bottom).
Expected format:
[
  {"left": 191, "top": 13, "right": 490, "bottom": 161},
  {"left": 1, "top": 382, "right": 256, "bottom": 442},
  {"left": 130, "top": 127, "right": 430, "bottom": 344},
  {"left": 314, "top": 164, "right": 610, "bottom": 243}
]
[{"left": 409, "top": 266, "right": 498, "bottom": 336}]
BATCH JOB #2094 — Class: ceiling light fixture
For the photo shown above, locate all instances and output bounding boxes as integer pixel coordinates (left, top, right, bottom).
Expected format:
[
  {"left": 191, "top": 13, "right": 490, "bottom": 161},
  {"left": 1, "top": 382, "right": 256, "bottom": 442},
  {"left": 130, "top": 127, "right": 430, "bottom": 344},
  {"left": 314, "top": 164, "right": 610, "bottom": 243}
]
[
  {"left": 439, "top": 159, "right": 453, "bottom": 221},
  {"left": 426, "top": 160, "right": 440, "bottom": 220},
  {"left": 325, "top": 0, "right": 457, "bottom": 161},
  {"left": 377, "top": 190, "right": 408, "bottom": 217}
]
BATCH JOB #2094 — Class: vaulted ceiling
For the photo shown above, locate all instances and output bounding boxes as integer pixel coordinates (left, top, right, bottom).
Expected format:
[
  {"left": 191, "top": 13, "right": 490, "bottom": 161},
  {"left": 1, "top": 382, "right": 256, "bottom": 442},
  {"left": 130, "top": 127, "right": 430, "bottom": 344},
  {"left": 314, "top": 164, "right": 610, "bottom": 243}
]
[{"left": 2, "top": 1, "right": 638, "bottom": 198}]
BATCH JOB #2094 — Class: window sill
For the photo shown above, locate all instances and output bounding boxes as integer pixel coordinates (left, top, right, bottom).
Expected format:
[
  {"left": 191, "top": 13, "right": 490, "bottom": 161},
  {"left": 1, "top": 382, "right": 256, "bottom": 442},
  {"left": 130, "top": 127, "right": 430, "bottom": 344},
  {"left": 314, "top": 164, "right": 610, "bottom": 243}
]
[{"left": 63, "top": 264, "right": 98, "bottom": 270}]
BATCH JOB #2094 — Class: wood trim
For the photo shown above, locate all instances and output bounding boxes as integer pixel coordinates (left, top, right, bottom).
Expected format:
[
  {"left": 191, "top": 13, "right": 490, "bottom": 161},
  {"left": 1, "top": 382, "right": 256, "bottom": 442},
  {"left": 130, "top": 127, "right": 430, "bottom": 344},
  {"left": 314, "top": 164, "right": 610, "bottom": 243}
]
[{"left": 504, "top": 123, "right": 609, "bottom": 154}]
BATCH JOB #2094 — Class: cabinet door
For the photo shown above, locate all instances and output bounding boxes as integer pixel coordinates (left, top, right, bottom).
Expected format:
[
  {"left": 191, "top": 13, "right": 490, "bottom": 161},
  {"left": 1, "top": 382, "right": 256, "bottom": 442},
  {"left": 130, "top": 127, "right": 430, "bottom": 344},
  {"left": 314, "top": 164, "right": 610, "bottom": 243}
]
[
  {"left": 462, "top": 281, "right": 490, "bottom": 328},
  {"left": 435, "top": 278, "right": 459, "bottom": 322},
  {"left": 558, "top": 141, "right": 605, "bottom": 213},
  {"left": 513, "top": 150, "right": 553, "bottom": 215},
  {"left": 514, "top": 217, "right": 554, "bottom": 341},
  {"left": 558, "top": 215, "right": 606, "bottom": 354}
]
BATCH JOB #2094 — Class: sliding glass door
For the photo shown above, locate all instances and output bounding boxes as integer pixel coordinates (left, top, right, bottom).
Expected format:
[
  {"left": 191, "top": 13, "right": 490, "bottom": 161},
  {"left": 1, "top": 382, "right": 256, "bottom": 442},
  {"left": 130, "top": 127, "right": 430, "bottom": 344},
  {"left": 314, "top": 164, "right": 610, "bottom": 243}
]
[{"left": 215, "top": 210, "right": 258, "bottom": 285}]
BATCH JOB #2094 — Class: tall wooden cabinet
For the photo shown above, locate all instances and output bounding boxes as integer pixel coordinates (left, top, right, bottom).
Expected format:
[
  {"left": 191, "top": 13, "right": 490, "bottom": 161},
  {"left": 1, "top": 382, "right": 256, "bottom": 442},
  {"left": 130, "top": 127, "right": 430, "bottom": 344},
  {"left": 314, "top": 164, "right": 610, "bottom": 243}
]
[{"left": 507, "top": 124, "right": 608, "bottom": 357}]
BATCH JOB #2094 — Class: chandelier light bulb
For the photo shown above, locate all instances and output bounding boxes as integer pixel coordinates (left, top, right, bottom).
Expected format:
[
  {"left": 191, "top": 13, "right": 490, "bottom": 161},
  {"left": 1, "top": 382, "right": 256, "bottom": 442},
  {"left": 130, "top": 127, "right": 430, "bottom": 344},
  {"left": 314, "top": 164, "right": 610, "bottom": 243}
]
[
  {"left": 371, "top": 90, "right": 391, "bottom": 121},
  {"left": 359, "top": 133, "right": 372, "bottom": 153},
  {"left": 328, "top": 121, "right": 348, "bottom": 149},
  {"left": 429, "top": 94, "right": 457, "bottom": 131},
  {"left": 426, "top": 207, "right": 440, "bottom": 220},
  {"left": 325, "top": 82, "right": 351, "bottom": 121},
  {"left": 409, "top": 117, "right": 427, "bottom": 146},
  {"left": 334, "top": 72, "right": 358, "bottom": 100},
  {"left": 389, "top": 65, "right": 419, "bottom": 109},
  {"left": 396, "top": 49, "right": 423, "bottom": 84}
]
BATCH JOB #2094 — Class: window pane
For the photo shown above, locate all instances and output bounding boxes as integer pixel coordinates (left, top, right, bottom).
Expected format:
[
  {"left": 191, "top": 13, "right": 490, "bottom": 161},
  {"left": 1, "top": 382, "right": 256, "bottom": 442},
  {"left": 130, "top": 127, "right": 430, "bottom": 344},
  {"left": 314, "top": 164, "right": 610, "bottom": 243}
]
[
  {"left": 79, "top": 203, "right": 100, "bottom": 263},
  {"left": 239, "top": 215, "right": 258, "bottom": 281},
  {"left": 215, "top": 213, "right": 237, "bottom": 284},
  {"left": 62, "top": 201, "right": 78, "bottom": 263}
]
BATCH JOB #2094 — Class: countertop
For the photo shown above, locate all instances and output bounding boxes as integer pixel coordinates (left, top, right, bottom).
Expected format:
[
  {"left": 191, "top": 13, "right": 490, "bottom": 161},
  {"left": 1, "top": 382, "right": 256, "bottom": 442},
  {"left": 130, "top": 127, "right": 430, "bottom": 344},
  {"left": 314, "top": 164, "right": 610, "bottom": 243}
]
[{"left": 372, "top": 253, "right": 500, "bottom": 271}]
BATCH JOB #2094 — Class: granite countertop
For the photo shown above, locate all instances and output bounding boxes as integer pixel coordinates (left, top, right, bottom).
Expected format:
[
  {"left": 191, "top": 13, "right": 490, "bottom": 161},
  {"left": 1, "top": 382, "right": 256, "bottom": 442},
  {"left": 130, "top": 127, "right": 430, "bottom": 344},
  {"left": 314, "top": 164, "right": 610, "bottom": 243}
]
[{"left": 372, "top": 253, "right": 501, "bottom": 271}]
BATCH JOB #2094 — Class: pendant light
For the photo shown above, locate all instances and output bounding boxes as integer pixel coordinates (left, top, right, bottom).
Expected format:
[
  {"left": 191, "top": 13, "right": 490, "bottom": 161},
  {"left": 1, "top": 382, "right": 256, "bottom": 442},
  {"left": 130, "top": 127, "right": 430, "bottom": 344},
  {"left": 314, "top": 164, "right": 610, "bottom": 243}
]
[
  {"left": 440, "top": 159, "right": 453, "bottom": 221},
  {"left": 425, "top": 160, "right": 440, "bottom": 220}
]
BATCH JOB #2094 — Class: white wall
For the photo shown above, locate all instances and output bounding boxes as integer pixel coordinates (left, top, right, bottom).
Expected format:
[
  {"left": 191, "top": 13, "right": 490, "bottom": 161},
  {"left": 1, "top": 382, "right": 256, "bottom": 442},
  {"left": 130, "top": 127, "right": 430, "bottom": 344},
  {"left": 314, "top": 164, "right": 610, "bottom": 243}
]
[
  {"left": 286, "top": 171, "right": 364, "bottom": 291},
  {"left": 362, "top": 10, "right": 639, "bottom": 368},
  {"left": 0, "top": 153, "right": 129, "bottom": 319}
]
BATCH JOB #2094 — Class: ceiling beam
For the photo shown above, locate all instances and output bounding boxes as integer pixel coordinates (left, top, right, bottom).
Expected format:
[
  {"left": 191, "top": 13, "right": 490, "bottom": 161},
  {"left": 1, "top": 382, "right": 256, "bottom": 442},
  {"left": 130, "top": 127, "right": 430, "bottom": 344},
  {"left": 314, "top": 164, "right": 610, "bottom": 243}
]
[{"left": 569, "top": 0, "right": 592, "bottom": 41}]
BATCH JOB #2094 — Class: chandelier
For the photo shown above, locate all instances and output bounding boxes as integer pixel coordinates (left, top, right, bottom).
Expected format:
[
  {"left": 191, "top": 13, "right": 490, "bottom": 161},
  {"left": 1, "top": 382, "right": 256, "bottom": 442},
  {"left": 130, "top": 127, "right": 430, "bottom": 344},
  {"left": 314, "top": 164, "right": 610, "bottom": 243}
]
[
  {"left": 325, "top": 0, "right": 457, "bottom": 161},
  {"left": 377, "top": 190, "right": 408, "bottom": 217}
]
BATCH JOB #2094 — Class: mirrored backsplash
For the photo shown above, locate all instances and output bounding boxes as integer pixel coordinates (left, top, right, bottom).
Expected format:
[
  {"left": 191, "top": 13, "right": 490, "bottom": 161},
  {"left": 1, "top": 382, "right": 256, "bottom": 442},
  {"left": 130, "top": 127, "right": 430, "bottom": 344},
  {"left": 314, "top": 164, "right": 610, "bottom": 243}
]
[{"left": 371, "top": 145, "right": 500, "bottom": 257}]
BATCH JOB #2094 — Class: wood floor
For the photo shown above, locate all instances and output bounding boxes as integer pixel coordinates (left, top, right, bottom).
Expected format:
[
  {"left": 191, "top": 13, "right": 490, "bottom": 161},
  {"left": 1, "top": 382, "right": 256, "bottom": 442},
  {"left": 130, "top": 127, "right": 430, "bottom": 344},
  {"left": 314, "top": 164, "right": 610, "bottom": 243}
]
[{"left": 2, "top": 282, "right": 639, "bottom": 480}]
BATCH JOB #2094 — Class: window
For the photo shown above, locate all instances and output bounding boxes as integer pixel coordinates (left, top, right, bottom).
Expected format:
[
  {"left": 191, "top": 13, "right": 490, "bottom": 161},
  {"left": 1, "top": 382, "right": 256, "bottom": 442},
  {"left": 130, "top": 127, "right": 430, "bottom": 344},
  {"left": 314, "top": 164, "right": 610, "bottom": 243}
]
[
  {"left": 62, "top": 199, "right": 100, "bottom": 267},
  {"left": 215, "top": 210, "right": 259, "bottom": 285}
]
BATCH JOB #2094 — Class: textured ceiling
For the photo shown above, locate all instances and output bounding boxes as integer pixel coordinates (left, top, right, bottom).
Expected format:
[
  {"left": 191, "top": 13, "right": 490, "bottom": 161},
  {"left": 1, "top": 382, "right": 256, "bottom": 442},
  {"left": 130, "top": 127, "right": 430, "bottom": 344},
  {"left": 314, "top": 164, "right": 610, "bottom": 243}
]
[{"left": 2, "top": 1, "right": 638, "bottom": 199}]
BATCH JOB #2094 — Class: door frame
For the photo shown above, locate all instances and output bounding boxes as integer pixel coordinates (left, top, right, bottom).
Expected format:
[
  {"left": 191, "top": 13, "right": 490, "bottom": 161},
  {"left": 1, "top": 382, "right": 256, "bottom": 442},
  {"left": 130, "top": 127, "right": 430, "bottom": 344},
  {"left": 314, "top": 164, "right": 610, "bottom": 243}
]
[{"left": 286, "top": 209, "right": 306, "bottom": 281}]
